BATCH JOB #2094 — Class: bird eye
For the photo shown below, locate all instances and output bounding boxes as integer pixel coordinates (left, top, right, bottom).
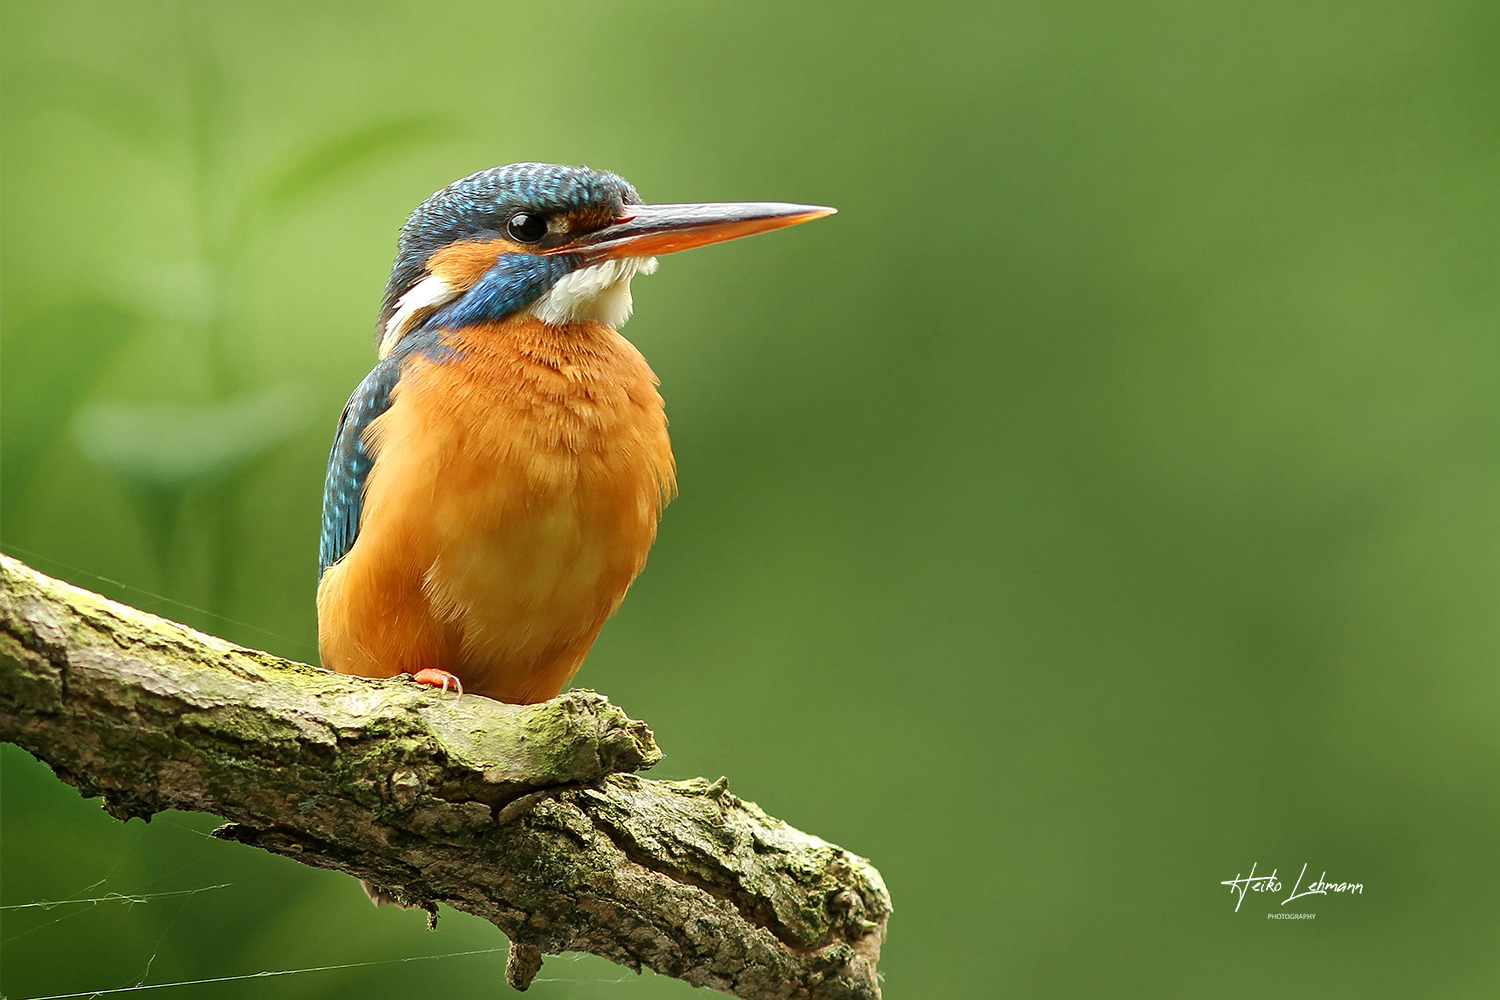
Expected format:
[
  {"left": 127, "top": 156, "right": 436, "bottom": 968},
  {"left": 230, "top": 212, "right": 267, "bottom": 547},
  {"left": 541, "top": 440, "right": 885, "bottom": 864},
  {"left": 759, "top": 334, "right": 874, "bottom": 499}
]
[{"left": 507, "top": 212, "right": 548, "bottom": 243}]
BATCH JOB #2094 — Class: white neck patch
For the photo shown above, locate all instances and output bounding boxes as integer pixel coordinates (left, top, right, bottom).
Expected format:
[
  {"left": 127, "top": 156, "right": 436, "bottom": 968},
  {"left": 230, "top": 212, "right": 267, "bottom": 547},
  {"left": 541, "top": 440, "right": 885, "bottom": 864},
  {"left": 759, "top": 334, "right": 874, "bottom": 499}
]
[
  {"left": 379, "top": 272, "right": 458, "bottom": 359},
  {"left": 527, "top": 256, "right": 659, "bottom": 329}
]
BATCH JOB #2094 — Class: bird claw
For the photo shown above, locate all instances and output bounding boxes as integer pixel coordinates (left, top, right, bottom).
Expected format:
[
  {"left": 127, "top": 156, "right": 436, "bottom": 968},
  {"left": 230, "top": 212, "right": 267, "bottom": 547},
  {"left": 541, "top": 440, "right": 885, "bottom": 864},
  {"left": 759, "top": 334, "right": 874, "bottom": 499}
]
[{"left": 411, "top": 668, "right": 464, "bottom": 697}]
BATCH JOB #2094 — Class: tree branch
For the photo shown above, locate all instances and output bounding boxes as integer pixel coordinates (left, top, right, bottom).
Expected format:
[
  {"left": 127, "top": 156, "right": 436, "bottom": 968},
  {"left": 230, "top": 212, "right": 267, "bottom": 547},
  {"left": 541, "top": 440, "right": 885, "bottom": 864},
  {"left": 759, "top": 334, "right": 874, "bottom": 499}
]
[{"left": 0, "top": 554, "right": 888, "bottom": 999}]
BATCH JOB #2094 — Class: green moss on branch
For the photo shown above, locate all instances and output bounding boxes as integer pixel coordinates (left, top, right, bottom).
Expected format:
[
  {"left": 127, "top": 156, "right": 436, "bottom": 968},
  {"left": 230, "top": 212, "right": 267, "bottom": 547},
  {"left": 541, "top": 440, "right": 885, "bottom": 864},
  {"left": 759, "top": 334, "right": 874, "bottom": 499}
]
[{"left": 0, "top": 553, "right": 888, "bottom": 999}]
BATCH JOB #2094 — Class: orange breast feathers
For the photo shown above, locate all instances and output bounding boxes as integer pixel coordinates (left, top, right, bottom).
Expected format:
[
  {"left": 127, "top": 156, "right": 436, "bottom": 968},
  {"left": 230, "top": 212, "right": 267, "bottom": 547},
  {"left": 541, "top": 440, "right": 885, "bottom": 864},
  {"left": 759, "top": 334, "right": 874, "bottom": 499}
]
[{"left": 316, "top": 317, "right": 676, "bottom": 703}]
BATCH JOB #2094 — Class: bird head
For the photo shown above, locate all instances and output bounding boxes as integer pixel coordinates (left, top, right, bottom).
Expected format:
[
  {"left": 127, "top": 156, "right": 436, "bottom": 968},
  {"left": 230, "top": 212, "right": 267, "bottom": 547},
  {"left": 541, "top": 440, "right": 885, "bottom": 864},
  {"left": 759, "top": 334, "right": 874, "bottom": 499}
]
[{"left": 375, "top": 162, "right": 834, "bottom": 358}]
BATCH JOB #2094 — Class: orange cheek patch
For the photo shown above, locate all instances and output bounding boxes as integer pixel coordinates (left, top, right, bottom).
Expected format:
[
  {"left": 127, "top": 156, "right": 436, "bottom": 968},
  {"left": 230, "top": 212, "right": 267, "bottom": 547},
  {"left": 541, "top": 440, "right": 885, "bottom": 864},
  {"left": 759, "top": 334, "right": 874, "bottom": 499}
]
[{"left": 427, "top": 238, "right": 532, "bottom": 289}]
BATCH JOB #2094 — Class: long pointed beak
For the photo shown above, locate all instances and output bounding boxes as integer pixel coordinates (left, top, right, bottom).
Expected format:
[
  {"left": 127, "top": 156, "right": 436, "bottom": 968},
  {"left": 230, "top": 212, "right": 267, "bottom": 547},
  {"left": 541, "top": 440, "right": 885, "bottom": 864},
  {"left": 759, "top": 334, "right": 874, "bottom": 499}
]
[{"left": 560, "top": 201, "right": 836, "bottom": 263}]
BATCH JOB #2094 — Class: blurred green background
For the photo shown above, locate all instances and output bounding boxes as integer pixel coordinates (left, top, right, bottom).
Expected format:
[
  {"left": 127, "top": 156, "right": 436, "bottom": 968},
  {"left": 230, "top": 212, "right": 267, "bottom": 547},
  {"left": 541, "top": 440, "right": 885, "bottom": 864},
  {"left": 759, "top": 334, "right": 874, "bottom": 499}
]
[{"left": 3, "top": 0, "right": 1498, "bottom": 996}]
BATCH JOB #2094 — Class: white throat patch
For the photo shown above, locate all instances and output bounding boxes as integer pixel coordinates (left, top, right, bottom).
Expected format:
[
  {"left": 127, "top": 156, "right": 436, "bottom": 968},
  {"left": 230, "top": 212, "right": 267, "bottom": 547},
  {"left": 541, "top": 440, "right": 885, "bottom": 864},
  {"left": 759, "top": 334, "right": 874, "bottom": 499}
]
[{"left": 528, "top": 256, "right": 659, "bottom": 329}]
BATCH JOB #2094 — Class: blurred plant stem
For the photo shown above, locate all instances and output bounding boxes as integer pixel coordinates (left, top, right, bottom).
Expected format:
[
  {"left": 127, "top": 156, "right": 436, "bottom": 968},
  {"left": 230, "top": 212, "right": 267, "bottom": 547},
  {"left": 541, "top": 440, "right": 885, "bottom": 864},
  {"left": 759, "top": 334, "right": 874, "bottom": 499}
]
[
  {"left": 42, "top": 37, "right": 446, "bottom": 621},
  {"left": 187, "top": 48, "right": 235, "bottom": 397}
]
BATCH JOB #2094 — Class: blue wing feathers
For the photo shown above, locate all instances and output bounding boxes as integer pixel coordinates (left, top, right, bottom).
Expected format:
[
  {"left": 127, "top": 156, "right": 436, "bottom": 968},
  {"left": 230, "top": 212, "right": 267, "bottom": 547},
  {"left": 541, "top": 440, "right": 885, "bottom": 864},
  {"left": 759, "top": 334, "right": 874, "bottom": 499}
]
[
  {"left": 318, "top": 327, "right": 463, "bottom": 579},
  {"left": 318, "top": 359, "right": 400, "bottom": 578}
]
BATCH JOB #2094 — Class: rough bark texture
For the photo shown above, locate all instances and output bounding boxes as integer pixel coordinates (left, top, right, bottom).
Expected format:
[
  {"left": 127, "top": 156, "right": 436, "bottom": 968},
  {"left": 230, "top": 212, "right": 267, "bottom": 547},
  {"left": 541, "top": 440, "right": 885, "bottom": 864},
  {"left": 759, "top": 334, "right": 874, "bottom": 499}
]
[{"left": 0, "top": 554, "right": 888, "bottom": 999}]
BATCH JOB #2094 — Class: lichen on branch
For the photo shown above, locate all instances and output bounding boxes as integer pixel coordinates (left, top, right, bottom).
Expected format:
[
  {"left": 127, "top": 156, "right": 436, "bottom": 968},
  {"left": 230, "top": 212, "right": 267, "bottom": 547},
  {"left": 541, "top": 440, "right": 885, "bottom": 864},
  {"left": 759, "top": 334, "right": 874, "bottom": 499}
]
[{"left": 0, "top": 554, "right": 889, "bottom": 999}]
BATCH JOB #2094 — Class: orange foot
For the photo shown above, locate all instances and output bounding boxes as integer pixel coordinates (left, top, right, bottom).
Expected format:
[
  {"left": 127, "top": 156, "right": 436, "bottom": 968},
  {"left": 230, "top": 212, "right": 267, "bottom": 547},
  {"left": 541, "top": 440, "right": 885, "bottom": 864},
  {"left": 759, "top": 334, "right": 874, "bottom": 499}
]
[{"left": 410, "top": 668, "right": 464, "bottom": 697}]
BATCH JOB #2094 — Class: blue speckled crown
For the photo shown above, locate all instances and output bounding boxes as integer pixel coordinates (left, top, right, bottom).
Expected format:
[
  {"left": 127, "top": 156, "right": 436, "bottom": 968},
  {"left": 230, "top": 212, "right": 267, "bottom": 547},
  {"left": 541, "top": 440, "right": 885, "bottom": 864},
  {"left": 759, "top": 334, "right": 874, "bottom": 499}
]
[{"left": 379, "top": 163, "right": 640, "bottom": 330}]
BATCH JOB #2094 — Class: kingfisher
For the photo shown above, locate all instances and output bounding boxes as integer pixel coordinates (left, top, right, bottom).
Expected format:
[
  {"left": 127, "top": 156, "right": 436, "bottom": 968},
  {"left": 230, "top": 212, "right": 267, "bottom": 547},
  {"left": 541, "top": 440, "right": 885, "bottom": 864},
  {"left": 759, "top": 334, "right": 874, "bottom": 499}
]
[{"left": 317, "top": 163, "right": 833, "bottom": 703}]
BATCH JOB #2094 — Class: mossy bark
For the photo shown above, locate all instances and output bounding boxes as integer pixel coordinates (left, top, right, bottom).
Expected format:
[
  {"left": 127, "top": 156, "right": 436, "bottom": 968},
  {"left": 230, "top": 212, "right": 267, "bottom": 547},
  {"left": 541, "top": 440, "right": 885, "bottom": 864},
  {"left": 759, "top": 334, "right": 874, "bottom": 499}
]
[{"left": 0, "top": 554, "right": 888, "bottom": 999}]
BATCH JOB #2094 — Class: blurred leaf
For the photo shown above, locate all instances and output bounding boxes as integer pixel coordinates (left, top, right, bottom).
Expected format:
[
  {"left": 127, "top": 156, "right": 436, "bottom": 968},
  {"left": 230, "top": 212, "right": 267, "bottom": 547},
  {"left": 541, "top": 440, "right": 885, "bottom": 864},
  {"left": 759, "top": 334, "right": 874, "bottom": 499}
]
[
  {"left": 25, "top": 62, "right": 173, "bottom": 156},
  {"left": 1, "top": 302, "right": 140, "bottom": 529},
  {"left": 71, "top": 382, "right": 314, "bottom": 490},
  {"left": 243, "top": 115, "right": 453, "bottom": 228}
]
